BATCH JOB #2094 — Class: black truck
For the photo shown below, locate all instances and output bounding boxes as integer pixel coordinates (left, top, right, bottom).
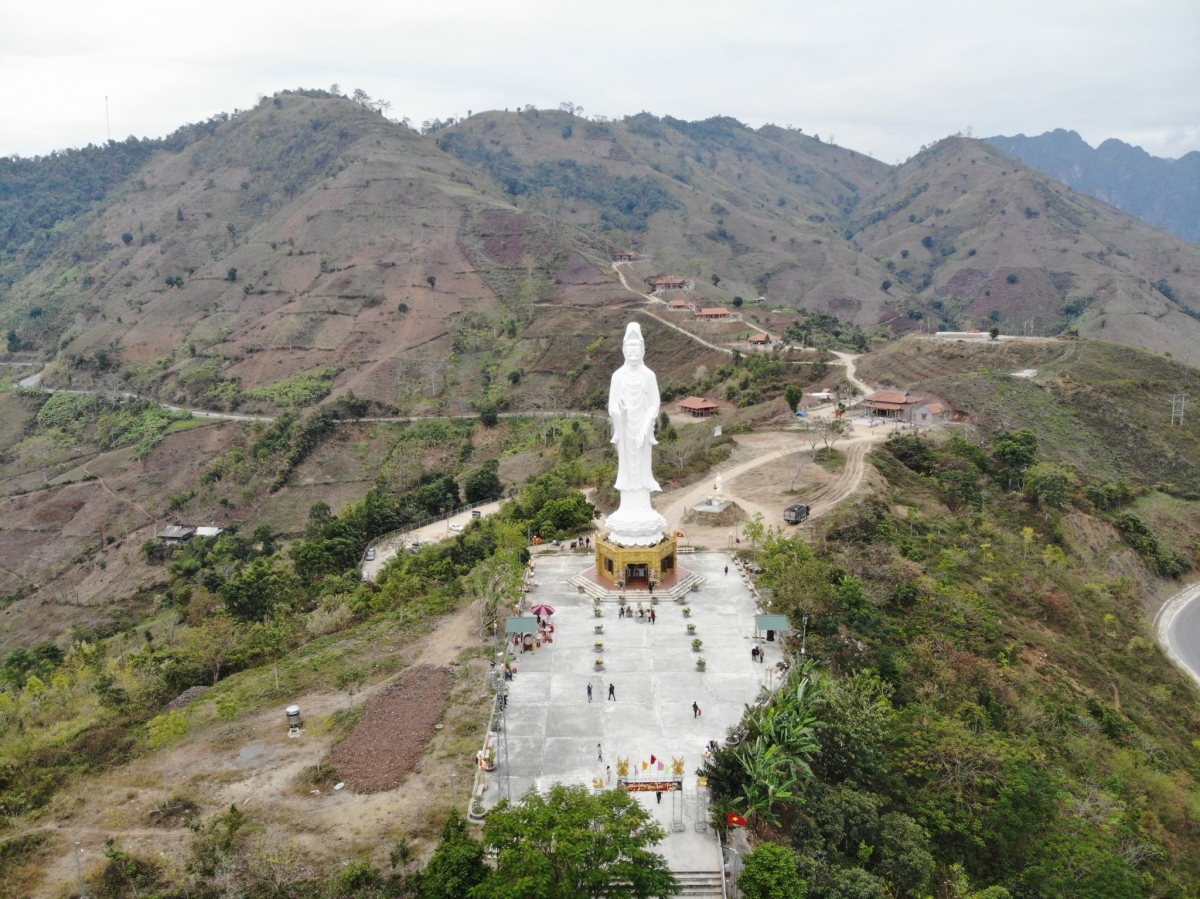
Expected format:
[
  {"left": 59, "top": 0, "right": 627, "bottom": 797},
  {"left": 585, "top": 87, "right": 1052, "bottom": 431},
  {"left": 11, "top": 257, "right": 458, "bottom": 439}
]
[{"left": 783, "top": 502, "right": 811, "bottom": 524}]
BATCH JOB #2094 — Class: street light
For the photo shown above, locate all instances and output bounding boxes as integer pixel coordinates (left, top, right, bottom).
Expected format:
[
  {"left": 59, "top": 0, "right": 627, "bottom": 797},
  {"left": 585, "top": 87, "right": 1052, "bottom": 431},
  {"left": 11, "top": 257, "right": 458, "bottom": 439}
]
[{"left": 800, "top": 615, "right": 809, "bottom": 658}]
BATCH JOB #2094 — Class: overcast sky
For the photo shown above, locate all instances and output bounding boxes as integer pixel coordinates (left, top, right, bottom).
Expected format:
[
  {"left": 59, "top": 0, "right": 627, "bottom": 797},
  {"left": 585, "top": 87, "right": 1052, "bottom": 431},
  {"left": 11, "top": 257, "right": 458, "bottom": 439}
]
[{"left": 3, "top": 0, "right": 1198, "bottom": 164}]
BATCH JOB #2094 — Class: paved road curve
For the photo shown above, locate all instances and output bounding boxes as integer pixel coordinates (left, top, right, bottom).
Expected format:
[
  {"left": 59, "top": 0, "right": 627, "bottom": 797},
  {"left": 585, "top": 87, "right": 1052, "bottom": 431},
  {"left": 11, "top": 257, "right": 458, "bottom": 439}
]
[{"left": 1155, "top": 579, "right": 1200, "bottom": 690}]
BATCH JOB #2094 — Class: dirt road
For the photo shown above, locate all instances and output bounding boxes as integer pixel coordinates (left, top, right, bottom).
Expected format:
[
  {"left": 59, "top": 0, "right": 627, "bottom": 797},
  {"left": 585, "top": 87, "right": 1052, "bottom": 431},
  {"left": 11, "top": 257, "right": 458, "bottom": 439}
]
[{"left": 614, "top": 418, "right": 891, "bottom": 550}]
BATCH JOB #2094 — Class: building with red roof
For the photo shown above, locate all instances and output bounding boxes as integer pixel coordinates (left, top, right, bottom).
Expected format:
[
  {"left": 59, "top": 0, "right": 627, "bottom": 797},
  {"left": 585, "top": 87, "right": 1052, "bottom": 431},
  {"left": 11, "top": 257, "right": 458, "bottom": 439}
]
[{"left": 678, "top": 396, "right": 721, "bottom": 417}]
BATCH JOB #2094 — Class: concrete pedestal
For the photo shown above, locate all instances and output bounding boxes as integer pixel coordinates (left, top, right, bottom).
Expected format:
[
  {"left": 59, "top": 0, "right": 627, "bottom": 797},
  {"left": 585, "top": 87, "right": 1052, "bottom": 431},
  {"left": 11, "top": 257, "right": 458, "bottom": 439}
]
[{"left": 595, "top": 533, "right": 678, "bottom": 589}]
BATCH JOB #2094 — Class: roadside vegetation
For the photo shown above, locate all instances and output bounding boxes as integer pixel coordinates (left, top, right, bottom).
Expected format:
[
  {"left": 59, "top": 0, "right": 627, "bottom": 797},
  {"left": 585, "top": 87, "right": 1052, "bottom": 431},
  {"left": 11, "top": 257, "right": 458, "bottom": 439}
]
[{"left": 701, "top": 428, "right": 1200, "bottom": 898}]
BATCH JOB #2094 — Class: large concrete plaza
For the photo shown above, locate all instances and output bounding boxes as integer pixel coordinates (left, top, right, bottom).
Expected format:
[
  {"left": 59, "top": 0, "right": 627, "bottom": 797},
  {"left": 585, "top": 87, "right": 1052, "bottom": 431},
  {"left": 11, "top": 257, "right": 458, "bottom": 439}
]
[{"left": 485, "top": 552, "right": 784, "bottom": 873}]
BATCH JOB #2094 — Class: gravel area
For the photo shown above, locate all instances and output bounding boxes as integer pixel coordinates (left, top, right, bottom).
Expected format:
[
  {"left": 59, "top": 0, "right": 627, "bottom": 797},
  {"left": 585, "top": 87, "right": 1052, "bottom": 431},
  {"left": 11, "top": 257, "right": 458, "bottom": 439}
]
[
  {"left": 163, "top": 685, "right": 210, "bottom": 711},
  {"left": 327, "top": 665, "right": 453, "bottom": 793}
]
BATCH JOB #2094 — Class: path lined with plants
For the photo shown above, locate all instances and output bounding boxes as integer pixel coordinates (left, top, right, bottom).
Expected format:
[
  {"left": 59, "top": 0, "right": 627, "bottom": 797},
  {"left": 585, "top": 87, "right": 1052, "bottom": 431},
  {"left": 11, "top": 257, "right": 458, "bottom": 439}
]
[{"left": 12, "top": 367, "right": 600, "bottom": 427}]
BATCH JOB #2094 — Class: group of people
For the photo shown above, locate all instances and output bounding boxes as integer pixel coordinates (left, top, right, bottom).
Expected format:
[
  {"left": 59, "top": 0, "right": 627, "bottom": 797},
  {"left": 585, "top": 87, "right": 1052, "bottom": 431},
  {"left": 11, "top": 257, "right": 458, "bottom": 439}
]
[{"left": 618, "top": 605, "right": 656, "bottom": 623}]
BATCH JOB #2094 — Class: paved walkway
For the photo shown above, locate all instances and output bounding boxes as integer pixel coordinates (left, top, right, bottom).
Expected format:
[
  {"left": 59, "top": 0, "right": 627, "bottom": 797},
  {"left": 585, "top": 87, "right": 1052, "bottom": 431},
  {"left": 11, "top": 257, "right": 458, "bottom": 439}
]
[{"left": 486, "top": 553, "right": 783, "bottom": 872}]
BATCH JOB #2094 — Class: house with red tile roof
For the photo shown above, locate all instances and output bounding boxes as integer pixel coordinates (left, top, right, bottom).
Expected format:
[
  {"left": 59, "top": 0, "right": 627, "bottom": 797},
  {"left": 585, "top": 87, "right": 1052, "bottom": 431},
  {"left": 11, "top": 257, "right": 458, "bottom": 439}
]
[{"left": 678, "top": 396, "right": 721, "bottom": 417}]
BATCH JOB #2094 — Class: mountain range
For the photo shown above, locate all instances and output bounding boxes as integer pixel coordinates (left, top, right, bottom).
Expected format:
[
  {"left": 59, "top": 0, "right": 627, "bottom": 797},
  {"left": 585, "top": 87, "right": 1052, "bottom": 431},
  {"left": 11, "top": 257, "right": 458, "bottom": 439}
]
[
  {"left": 1, "top": 90, "right": 1199, "bottom": 421},
  {"left": 987, "top": 129, "right": 1200, "bottom": 243}
]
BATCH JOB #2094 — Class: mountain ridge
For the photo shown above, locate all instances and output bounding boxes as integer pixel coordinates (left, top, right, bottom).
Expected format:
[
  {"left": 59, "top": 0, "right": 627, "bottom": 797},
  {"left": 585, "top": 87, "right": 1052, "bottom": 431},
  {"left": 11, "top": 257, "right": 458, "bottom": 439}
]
[
  {"left": 986, "top": 128, "right": 1200, "bottom": 243},
  {"left": 2, "top": 93, "right": 1200, "bottom": 416}
]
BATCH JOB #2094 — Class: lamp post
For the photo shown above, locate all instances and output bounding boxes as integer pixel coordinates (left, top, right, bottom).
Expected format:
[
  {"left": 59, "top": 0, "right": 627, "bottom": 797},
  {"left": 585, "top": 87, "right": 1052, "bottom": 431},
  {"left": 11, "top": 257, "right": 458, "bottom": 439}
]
[{"left": 800, "top": 615, "right": 809, "bottom": 658}]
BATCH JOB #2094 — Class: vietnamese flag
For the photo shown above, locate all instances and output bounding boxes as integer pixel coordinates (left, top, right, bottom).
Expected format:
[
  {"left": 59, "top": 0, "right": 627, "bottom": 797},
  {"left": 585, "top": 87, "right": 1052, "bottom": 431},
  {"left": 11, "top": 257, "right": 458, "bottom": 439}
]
[{"left": 727, "top": 812, "right": 749, "bottom": 827}]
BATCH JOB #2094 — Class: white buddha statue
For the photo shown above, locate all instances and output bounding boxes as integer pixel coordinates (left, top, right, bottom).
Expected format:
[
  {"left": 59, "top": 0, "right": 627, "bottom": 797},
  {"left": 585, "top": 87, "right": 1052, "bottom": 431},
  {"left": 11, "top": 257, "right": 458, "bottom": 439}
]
[{"left": 606, "top": 323, "right": 668, "bottom": 546}]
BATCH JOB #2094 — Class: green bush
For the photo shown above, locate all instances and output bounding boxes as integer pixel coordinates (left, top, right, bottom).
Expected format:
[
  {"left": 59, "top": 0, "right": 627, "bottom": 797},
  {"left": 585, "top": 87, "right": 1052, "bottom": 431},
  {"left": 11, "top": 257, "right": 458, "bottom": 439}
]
[{"left": 246, "top": 365, "right": 340, "bottom": 408}]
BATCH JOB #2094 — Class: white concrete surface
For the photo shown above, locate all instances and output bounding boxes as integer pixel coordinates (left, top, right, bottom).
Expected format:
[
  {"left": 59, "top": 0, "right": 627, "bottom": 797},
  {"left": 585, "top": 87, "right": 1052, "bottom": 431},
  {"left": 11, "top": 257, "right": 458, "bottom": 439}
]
[{"left": 485, "top": 553, "right": 783, "bottom": 873}]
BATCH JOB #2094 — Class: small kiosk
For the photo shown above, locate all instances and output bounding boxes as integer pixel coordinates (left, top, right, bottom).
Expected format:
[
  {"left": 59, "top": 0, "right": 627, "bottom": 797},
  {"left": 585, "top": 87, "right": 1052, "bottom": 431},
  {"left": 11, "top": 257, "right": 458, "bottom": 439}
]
[
  {"left": 754, "top": 614, "right": 791, "bottom": 644},
  {"left": 505, "top": 616, "right": 539, "bottom": 655}
]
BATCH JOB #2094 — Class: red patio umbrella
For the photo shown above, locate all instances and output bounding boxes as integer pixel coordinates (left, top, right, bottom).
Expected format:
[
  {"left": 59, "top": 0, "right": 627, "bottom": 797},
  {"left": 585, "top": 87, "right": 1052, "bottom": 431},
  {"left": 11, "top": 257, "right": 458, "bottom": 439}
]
[{"left": 529, "top": 603, "right": 556, "bottom": 618}]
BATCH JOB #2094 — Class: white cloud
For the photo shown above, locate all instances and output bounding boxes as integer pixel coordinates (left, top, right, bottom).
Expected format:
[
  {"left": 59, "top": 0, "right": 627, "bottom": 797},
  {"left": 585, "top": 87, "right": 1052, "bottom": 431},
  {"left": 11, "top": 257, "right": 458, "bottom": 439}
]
[{"left": 2, "top": 0, "right": 1197, "bottom": 160}]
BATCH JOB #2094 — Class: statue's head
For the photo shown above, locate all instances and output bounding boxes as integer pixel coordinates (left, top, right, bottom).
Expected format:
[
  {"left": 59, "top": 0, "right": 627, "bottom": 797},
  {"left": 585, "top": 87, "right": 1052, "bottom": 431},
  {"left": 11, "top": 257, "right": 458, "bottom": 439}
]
[{"left": 622, "top": 323, "right": 645, "bottom": 366}]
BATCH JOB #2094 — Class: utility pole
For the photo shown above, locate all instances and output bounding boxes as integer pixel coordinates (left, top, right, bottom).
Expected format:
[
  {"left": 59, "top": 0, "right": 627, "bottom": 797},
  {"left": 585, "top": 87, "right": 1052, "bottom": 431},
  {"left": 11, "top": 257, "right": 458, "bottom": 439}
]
[{"left": 1170, "top": 393, "right": 1188, "bottom": 426}]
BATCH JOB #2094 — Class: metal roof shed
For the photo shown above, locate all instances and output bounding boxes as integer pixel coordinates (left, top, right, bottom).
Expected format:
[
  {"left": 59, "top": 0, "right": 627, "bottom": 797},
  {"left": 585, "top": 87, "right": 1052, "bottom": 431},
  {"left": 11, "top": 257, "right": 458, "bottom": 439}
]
[
  {"left": 754, "top": 614, "right": 791, "bottom": 639},
  {"left": 504, "top": 616, "right": 539, "bottom": 634}
]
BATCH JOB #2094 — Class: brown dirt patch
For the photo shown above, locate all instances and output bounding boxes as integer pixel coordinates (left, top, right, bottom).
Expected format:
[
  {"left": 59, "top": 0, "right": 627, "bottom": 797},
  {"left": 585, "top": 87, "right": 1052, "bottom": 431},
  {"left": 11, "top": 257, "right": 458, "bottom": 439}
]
[{"left": 327, "top": 665, "right": 453, "bottom": 793}]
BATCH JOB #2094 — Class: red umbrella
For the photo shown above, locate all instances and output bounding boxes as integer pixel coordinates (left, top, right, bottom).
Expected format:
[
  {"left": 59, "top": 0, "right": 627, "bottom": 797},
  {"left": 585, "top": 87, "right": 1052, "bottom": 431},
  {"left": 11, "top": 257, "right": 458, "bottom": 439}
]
[{"left": 529, "top": 603, "right": 556, "bottom": 618}]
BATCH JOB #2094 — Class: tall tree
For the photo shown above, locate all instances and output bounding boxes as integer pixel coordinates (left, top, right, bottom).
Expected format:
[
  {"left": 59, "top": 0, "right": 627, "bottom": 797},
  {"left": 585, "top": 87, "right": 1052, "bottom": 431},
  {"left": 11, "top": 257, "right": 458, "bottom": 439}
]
[
  {"left": 415, "top": 810, "right": 488, "bottom": 899},
  {"left": 477, "top": 784, "right": 679, "bottom": 899}
]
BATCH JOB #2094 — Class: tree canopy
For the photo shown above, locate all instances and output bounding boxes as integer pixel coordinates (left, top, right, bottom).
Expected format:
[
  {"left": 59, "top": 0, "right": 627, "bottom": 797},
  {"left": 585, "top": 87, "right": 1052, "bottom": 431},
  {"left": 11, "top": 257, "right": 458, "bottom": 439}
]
[{"left": 476, "top": 784, "right": 678, "bottom": 899}]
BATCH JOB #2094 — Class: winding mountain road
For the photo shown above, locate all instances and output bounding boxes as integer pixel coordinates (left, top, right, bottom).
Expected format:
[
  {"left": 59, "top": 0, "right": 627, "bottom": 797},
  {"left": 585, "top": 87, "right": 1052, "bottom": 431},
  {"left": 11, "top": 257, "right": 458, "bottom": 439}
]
[{"left": 1155, "top": 580, "right": 1200, "bottom": 690}]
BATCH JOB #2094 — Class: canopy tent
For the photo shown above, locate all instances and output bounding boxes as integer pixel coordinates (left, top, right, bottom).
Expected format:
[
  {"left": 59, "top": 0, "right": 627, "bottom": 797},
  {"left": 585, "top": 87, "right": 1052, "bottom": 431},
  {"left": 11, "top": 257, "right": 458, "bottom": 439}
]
[
  {"left": 754, "top": 614, "right": 791, "bottom": 641},
  {"left": 504, "top": 616, "right": 539, "bottom": 634}
]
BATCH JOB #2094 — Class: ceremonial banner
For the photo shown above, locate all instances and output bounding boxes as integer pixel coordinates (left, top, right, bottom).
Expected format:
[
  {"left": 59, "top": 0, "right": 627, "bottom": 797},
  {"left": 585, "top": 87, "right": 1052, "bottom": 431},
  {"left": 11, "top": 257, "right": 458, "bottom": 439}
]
[{"left": 624, "top": 781, "right": 680, "bottom": 793}]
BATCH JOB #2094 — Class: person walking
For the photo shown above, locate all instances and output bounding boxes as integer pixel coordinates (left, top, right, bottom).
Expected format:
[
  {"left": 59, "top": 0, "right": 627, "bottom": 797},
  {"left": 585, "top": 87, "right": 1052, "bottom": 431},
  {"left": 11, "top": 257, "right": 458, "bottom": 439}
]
[
  {"left": 608, "top": 683, "right": 616, "bottom": 701},
  {"left": 655, "top": 790, "right": 663, "bottom": 804},
  {"left": 650, "top": 608, "right": 656, "bottom": 624},
  {"left": 692, "top": 701, "right": 701, "bottom": 718},
  {"left": 598, "top": 743, "right": 603, "bottom": 762},
  {"left": 606, "top": 765, "right": 612, "bottom": 783},
  {"left": 724, "top": 565, "right": 728, "bottom": 575},
  {"left": 751, "top": 646, "right": 759, "bottom": 662},
  {"left": 619, "top": 606, "right": 625, "bottom": 620},
  {"left": 587, "top": 682, "right": 593, "bottom": 702}
]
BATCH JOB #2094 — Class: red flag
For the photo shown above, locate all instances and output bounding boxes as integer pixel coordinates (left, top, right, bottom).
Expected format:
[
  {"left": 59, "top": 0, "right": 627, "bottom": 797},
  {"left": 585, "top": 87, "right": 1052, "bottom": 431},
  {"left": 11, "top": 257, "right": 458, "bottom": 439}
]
[
  {"left": 727, "top": 812, "right": 748, "bottom": 827},
  {"left": 650, "top": 754, "right": 657, "bottom": 765}
]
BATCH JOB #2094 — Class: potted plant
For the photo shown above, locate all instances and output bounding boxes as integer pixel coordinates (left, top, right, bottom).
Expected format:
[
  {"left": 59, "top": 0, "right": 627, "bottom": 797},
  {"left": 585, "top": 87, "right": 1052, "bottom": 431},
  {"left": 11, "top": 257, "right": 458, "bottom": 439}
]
[
  {"left": 480, "top": 745, "right": 497, "bottom": 771},
  {"left": 691, "top": 638, "right": 703, "bottom": 652},
  {"left": 594, "top": 640, "right": 604, "bottom": 653},
  {"left": 469, "top": 798, "right": 486, "bottom": 820},
  {"left": 682, "top": 606, "right": 691, "bottom": 617},
  {"left": 594, "top": 657, "right": 604, "bottom": 669},
  {"left": 594, "top": 623, "right": 604, "bottom": 634},
  {"left": 594, "top": 606, "right": 603, "bottom": 618},
  {"left": 696, "top": 656, "right": 707, "bottom": 671},
  {"left": 686, "top": 622, "right": 696, "bottom": 635}
]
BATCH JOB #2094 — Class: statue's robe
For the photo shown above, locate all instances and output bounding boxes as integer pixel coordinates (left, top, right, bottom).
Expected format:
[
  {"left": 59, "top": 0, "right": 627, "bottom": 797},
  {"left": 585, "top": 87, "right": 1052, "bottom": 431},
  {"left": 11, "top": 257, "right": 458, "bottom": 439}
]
[{"left": 609, "top": 363, "right": 662, "bottom": 493}]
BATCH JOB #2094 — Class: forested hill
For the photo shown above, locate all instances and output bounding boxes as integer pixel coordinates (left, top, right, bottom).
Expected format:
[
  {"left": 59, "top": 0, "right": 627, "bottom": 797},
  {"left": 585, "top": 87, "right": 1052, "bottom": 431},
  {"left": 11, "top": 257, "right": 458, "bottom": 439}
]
[
  {"left": 0, "top": 113, "right": 236, "bottom": 285},
  {"left": 4, "top": 92, "right": 1200, "bottom": 415},
  {"left": 987, "top": 129, "right": 1200, "bottom": 243}
]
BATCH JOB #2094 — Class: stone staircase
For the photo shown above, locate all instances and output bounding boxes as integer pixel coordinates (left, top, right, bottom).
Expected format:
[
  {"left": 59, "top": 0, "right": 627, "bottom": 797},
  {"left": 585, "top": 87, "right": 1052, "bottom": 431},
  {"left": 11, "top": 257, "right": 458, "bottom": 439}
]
[
  {"left": 568, "top": 569, "right": 705, "bottom": 602},
  {"left": 673, "top": 870, "right": 726, "bottom": 897}
]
